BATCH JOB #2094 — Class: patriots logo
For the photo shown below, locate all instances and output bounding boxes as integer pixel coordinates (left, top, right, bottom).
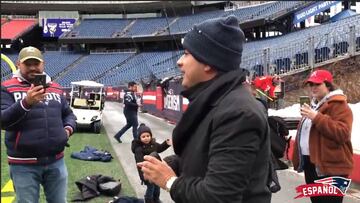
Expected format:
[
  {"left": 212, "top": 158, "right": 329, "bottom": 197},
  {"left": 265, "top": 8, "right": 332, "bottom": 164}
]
[
  {"left": 314, "top": 176, "right": 351, "bottom": 194},
  {"left": 310, "top": 71, "right": 317, "bottom": 77}
]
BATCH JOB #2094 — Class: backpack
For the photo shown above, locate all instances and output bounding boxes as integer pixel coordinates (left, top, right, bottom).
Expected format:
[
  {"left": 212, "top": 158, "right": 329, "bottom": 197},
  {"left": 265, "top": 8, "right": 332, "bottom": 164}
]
[
  {"left": 268, "top": 116, "right": 291, "bottom": 159},
  {"left": 72, "top": 174, "right": 121, "bottom": 201}
]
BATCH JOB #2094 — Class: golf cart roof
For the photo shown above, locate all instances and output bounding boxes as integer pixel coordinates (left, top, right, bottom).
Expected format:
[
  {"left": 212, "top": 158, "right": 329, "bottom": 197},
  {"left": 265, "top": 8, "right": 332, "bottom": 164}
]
[{"left": 71, "top": 80, "right": 104, "bottom": 88}]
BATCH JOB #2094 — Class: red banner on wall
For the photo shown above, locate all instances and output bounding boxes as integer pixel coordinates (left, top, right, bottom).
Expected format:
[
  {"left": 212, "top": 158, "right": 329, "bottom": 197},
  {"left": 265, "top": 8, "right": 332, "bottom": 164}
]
[
  {"left": 143, "top": 91, "right": 157, "bottom": 105},
  {"left": 156, "top": 86, "right": 164, "bottom": 110}
]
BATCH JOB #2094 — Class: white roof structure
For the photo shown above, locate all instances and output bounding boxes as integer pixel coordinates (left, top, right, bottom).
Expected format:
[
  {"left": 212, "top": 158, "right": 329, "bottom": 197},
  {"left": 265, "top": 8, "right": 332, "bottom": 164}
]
[{"left": 71, "top": 80, "right": 104, "bottom": 87}]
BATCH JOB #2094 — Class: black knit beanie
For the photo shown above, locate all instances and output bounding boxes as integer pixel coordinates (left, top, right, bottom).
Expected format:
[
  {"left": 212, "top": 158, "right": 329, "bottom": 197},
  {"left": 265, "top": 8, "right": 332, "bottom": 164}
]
[
  {"left": 137, "top": 123, "right": 152, "bottom": 138},
  {"left": 182, "top": 15, "right": 245, "bottom": 72}
]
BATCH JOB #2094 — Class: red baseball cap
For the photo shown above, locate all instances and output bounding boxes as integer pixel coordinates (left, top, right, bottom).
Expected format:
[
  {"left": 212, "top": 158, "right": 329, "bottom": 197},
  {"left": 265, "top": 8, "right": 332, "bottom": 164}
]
[{"left": 306, "top": 69, "right": 333, "bottom": 84}]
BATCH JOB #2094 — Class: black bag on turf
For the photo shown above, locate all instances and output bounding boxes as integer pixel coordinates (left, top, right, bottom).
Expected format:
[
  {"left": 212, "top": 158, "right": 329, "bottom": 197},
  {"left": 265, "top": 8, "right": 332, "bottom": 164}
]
[{"left": 98, "top": 175, "right": 121, "bottom": 196}]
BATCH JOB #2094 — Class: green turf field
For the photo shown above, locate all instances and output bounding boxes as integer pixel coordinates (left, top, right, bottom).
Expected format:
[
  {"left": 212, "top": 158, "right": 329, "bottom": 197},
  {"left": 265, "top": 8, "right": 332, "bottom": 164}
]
[{"left": 1, "top": 129, "right": 136, "bottom": 203}]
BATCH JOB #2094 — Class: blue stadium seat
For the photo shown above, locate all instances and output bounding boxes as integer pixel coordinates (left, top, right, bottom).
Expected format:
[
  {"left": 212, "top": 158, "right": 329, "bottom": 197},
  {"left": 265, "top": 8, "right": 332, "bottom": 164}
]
[{"left": 67, "top": 19, "right": 131, "bottom": 38}]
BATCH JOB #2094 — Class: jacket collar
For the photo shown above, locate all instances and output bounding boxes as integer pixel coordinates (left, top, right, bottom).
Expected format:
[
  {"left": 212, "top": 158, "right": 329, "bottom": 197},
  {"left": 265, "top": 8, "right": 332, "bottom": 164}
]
[
  {"left": 326, "top": 89, "right": 346, "bottom": 102},
  {"left": 181, "top": 76, "right": 218, "bottom": 102},
  {"left": 313, "top": 89, "right": 346, "bottom": 110},
  {"left": 124, "top": 88, "right": 134, "bottom": 93},
  {"left": 12, "top": 70, "right": 52, "bottom": 84}
]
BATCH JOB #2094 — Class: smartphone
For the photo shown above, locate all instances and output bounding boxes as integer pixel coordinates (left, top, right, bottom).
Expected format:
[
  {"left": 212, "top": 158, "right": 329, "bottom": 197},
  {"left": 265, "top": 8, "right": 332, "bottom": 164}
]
[
  {"left": 33, "top": 74, "right": 47, "bottom": 88},
  {"left": 299, "top": 96, "right": 310, "bottom": 106}
]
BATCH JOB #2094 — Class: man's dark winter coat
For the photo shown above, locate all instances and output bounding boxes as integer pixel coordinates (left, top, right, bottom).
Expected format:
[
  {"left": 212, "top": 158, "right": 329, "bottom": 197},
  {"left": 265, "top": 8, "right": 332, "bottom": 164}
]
[
  {"left": 169, "top": 69, "right": 272, "bottom": 203},
  {"left": 123, "top": 89, "right": 138, "bottom": 113},
  {"left": 1, "top": 76, "right": 76, "bottom": 165}
]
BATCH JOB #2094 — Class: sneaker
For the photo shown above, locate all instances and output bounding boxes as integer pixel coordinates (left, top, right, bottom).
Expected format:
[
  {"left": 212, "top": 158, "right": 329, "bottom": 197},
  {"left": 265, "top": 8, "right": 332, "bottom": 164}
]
[{"left": 113, "top": 136, "right": 122, "bottom": 143}]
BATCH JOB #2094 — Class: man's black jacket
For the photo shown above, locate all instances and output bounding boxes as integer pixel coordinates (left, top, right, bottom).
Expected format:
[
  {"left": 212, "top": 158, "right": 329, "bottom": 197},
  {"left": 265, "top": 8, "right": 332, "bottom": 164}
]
[{"left": 169, "top": 70, "right": 272, "bottom": 203}]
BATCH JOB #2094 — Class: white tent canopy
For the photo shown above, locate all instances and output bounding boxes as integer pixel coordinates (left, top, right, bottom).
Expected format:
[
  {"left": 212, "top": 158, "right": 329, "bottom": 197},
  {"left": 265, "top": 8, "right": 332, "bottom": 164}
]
[{"left": 71, "top": 80, "right": 104, "bottom": 87}]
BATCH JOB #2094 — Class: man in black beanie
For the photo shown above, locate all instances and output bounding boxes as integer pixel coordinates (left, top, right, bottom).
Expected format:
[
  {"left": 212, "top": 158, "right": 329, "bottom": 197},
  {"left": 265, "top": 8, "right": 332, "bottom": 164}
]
[{"left": 138, "top": 15, "right": 272, "bottom": 203}]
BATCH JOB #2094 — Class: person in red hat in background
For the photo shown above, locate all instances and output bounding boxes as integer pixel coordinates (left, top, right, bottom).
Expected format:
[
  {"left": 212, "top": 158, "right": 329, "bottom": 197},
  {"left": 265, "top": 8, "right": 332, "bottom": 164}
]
[
  {"left": 292, "top": 69, "right": 353, "bottom": 203},
  {"left": 252, "top": 75, "right": 282, "bottom": 100}
]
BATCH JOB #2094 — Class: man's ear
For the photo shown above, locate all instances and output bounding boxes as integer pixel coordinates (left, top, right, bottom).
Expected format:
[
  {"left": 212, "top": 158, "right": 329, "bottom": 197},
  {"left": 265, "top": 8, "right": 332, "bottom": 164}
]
[
  {"left": 204, "top": 65, "right": 216, "bottom": 73},
  {"left": 203, "top": 65, "right": 218, "bottom": 80}
]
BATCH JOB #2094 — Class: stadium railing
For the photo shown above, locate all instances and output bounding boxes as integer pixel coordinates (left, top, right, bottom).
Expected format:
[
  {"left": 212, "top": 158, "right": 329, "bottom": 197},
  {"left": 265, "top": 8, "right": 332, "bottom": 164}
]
[{"left": 243, "top": 15, "right": 360, "bottom": 77}]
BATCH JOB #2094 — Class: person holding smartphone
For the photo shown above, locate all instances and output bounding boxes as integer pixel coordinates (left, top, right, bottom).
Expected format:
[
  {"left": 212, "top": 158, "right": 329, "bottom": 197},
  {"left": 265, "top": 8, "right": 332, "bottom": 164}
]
[
  {"left": 292, "top": 69, "right": 353, "bottom": 203},
  {"left": 1, "top": 46, "right": 76, "bottom": 203}
]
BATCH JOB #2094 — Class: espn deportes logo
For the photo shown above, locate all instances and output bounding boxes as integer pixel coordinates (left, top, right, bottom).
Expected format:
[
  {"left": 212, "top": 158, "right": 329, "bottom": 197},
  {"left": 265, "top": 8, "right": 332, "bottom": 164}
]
[{"left": 295, "top": 177, "right": 351, "bottom": 199}]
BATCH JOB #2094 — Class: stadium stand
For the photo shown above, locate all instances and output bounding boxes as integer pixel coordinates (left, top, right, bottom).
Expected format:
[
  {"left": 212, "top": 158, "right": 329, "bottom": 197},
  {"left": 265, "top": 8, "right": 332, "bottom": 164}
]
[
  {"left": 56, "top": 52, "right": 134, "bottom": 86},
  {"left": 66, "top": 19, "right": 131, "bottom": 38},
  {"left": 61, "top": 1, "right": 311, "bottom": 39},
  {"left": 98, "top": 52, "right": 157, "bottom": 86},
  {"left": 126, "top": 17, "right": 169, "bottom": 36},
  {"left": 169, "top": 9, "right": 224, "bottom": 34},
  {"left": 148, "top": 51, "right": 183, "bottom": 78},
  {"left": 1, "top": 19, "right": 37, "bottom": 40},
  {"left": 43, "top": 51, "right": 84, "bottom": 78},
  {"left": 97, "top": 50, "right": 182, "bottom": 86},
  {"left": 252, "top": 1, "right": 307, "bottom": 20},
  {"left": 243, "top": 15, "right": 359, "bottom": 54},
  {"left": 2, "top": 12, "right": 358, "bottom": 86},
  {"left": 2, "top": 1, "right": 359, "bottom": 87},
  {"left": 241, "top": 14, "right": 360, "bottom": 76}
]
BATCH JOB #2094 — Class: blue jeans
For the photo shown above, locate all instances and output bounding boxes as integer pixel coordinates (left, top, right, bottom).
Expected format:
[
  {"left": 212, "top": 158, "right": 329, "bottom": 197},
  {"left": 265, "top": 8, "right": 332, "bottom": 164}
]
[
  {"left": 145, "top": 182, "right": 160, "bottom": 200},
  {"left": 115, "top": 111, "right": 138, "bottom": 140},
  {"left": 10, "top": 158, "right": 68, "bottom": 203}
]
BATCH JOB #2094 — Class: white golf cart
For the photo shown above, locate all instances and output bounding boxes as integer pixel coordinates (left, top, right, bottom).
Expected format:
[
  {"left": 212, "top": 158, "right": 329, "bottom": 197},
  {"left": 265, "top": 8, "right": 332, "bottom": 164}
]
[{"left": 70, "top": 80, "right": 105, "bottom": 133}]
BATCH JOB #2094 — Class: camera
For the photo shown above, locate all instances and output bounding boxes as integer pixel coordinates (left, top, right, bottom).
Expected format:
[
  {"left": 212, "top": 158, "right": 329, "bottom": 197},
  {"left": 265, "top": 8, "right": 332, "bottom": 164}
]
[{"left": 299, "top": 96, "right": 310, "bottom": 106}]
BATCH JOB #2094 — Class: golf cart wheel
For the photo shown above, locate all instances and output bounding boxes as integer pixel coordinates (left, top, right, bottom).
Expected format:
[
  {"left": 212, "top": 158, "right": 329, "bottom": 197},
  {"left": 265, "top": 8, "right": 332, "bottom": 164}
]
[{"left": 93, "top": 121, "right": 101, "bottom": 134}]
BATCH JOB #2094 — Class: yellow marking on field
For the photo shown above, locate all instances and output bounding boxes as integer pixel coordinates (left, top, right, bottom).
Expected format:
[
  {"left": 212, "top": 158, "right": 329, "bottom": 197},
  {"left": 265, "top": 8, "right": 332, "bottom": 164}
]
[
  {"left": 1, "top": 180, "right": 14, "bottom": 192},
  {"left": 1, "top": 196, "right": 15, "bottom": 203}
]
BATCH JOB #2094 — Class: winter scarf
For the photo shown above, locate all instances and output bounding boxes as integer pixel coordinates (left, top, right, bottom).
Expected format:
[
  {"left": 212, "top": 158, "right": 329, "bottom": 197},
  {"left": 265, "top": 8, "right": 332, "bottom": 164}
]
[{"left": 172, "top": 69, "right": 247, "bottom": 155}]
